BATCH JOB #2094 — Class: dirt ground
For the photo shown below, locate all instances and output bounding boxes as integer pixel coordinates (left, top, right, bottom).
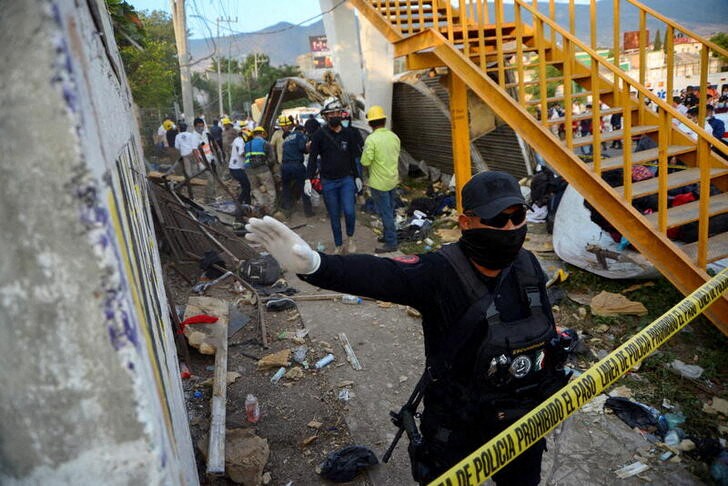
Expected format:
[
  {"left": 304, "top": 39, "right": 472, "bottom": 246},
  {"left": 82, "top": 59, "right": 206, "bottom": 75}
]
[{"left": 161, "top": 174, "right": 728, "bottom": 486}]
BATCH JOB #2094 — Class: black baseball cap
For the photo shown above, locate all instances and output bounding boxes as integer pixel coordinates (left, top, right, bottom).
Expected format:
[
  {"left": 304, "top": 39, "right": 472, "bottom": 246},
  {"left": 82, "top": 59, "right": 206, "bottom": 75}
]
[{"left": 462, "top": 171, "right": 525, "bottom": 219}]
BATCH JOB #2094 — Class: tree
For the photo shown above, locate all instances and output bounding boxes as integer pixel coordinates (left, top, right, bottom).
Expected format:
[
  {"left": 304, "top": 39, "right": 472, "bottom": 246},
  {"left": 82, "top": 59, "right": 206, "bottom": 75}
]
[
  {"left": 653, "top": 29, "right": 662, "bottom": 52},
  {"left": 106, "top": 2, "right": 181, "bottom": 112},
  {"left": 663, "top": 29, "right": 669, "bottom": 54},
  {"left": 710, "top": 32, "right": 728, "bottom": 68}
]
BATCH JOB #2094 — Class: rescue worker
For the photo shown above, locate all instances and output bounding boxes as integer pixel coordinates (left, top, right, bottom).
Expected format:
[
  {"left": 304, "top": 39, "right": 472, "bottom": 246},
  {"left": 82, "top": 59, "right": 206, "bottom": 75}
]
[
  {"left": 304, "top": 97, "right": 363, "bottom": 254},
  {"left": 277, "top": 114, "right": 313, "bottom": 217},
  {"left": 221, "top": 117, "right": 237, "bottom": 165},
  {"left": 244, "top": 171, "right": 567, "bottom": 485},
  {"left": 229, "top": 128, "right": 251, "bottom": 205},
  {"left": 361, "top": 105, "right": 401, "bottom": 253},
  {"left": 269, "top": 116, "right": 286, "bottom": 188},
  {"left": 191, "top": 117, "right": 221, "bottom": 201},
  {"left": 244, "top": 126, "right": 277, "bottom": 213}
]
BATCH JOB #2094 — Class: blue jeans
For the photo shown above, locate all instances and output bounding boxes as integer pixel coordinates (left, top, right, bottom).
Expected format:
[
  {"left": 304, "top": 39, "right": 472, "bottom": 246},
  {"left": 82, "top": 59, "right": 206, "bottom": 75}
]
[
  {"left": 370, "top": 188, "right": 397, "bottom": 248},
  {"left": 322, "top": 176, "right": 356, "bottom": 246},
  {"left": 230, "top": 168, "right": 251, "bottom": 204},
  {"left": 281, "top": 162, "right": 312, "bottom": 215}
]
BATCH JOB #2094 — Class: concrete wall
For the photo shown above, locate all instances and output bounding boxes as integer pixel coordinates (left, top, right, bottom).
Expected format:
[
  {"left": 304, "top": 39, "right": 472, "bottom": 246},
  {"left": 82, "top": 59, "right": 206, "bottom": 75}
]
[
  {"left": 0, "top": 1, "right": 197, "bottom": 484},
  {"left": 319, "top": 0, "right": 394, "bottom": 124}
]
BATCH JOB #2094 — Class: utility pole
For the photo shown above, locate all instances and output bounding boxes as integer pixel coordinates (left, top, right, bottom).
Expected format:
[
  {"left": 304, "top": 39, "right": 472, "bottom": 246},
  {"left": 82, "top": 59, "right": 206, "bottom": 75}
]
[
  {"left": 214, "top": 17, "right": 237, "bottom": 117},
  {"left": 170, "top": 0, "right": 194, "bottom": 127},
  {"left": 215, "top": 18, "right": 224, "bottom": 117}
]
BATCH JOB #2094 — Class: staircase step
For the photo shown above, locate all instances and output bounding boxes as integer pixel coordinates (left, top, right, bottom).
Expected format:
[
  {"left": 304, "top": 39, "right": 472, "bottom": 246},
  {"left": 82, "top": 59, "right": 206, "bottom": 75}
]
[
  {"left": 372, "top": 0, "right": 434, "bottom": 7},
  {"left": 616, "top": 167, "right": 728, "bottom": 199},
  {"left": 681, "top": 231, "right": 728, "bottom": 264},
  {"left": 505, "top": 74, "right": 589, "bottom": 89},
  {"left": 544, "top": 106, "right": 625, "bottom": 125},
  {"left": 588, "top": 145, "right": 695, "bottom": 172},
  {"left": 484, "top": 59, "right": 567, "bottom": 73},
  {"left": 441, "top": 23, "right": 518, "bottom": 40},
  {"left": 572, "top": 125, "right": 657, "bottom": 148},
  {"left": 526, "top": 89, "right": 612, "bottom": 107},
  {"left": 645, "top": 192, "right": 728, "bottom": 230}
]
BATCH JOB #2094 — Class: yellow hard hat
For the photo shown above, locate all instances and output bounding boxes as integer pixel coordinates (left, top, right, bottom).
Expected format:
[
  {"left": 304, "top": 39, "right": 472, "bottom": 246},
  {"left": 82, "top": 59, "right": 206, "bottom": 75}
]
[
  {"left": 163, "top": 120, "right": 174, "bottom": 130},
  {"left": 366, "top": 105, "right": 387, "bottom": 121},
  {"left": 252, "top": 126, "right": 266, "bottom": 134},
  {"left": 277, "top": 114, "right": 292, "bottom": 126},
  {"left": 221, "top": 117, "right": 233, "bottom": 125}
]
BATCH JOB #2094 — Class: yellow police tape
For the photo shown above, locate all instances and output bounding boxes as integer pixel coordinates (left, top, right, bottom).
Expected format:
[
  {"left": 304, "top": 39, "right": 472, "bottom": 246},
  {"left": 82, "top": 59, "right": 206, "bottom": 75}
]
[{"left": 429, "top": 268, "right": 728, "bottom": 486}]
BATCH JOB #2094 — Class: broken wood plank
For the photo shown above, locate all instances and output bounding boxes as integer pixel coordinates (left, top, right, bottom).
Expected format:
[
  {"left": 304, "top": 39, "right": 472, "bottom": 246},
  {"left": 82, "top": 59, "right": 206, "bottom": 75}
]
[
  {"left": 338, "top": 332, "right": 362, "bottom": 371},
  {"left": 148, "top": 170, "right": 208, "bottom": 186},
  {"left": 182, "top": 296, "right": 229, "bottom": 475}
]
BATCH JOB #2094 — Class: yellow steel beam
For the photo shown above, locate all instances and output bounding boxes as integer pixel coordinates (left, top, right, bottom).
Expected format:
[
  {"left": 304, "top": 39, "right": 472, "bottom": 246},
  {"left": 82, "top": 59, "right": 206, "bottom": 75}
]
[
  {"left": 429, "top": 30, "right": 728, "bottom": 327},
  {"left": 448, "top": 72, "right": 472, "bottom": 213},
  {"left": 405, "top": 52, "right": 444, "bottom": 70},
  {"left": 393, "top": 29, "right": 441, "bottom": 57},
  {"left": 347, "top": 0, "right": 403, "bottom": 43}
]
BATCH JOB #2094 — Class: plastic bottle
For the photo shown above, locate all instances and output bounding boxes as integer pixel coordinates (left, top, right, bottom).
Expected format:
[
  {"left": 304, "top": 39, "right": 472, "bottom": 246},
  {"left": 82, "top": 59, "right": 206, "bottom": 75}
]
[
  {"left": 245, "top": 394, "right": 260, "bottom": 423},
  {"left": 341, "top": 294, "right": 362, "bottom": 305},
  {"left": 314, "top": 353, "right": 335, "bottom": 369},
  {"left": 270, "top": 367, "right": 286, "bottom": 384}
]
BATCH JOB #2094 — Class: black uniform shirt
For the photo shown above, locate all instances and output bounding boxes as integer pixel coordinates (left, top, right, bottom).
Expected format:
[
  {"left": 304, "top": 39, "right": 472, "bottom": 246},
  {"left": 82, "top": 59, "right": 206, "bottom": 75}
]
[
  {"left": 307, "top": 126, "right": 362, "bottom": 180},
  {"left": 299, "top": 246, "right": 554, "bottom": 362}
]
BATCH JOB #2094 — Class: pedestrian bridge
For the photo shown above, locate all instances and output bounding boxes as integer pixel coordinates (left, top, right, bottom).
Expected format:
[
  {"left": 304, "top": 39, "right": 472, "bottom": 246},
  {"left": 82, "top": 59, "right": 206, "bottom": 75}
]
[{"left": 347, "top": 0, "right": 728, "bottom": 328}]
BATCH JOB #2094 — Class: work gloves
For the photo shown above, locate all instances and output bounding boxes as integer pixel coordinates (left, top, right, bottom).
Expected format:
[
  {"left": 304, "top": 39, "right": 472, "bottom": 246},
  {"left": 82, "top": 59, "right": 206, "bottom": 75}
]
[
  {"left": 355, "top": 177, "right": 363, "bottom": 193},
  {"left": 304, "top": 179, "right": 313, "bottom": 197},
  {"left": 245, "top": 216, "right": 321, "bottom": 275}
]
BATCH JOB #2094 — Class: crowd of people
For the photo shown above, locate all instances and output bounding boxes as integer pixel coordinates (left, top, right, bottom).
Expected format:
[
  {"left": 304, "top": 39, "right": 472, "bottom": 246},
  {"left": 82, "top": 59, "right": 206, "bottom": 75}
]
[{"left": 151, "top": 97, "right": 402, "bottom": 255}]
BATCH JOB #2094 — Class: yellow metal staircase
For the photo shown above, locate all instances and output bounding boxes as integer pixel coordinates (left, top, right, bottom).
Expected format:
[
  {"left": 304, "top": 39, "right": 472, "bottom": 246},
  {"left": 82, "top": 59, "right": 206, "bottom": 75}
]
[{"left": 348, "top": 0, "right": 728, "bottom": 328}]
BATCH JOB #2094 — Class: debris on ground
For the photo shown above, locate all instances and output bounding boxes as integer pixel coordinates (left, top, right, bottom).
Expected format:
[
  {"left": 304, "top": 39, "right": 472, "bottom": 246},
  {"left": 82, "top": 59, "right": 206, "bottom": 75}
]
[
  {"left": 703, "top": 396, "right": 728, "bottom": 416},
  {"left": 590, "top": 291, "right": 648, "bottom": 316},
  {"left": 669, "top": 359, "right": 705, "bottom": 379},
  {"left": 318, "top": 445, "right": 379, "bottom": 483},
  {"left": 197, "top": 428, "right": 270, "bottom": 485},
  {"left": 257, "top": 349, "right": 292, "bottom": 370},
  {"left": 604, "top": 396, "right": 666, "bottom": 436},
  {"left": 614, "top": 461, "right": 650, "bottom": 479}
]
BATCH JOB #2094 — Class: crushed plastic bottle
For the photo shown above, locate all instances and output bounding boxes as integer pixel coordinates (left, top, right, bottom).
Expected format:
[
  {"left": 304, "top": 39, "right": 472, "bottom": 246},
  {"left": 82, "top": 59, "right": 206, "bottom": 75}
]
[
  {"left": 314, "top": 353, "right": 335, "bottom": 369},
  {"left": 270, "top": 366, "right": 286, "bottom": 384},
  {"left": 245, "top": 394, "right": 260, "bottom": 423},
  {"left": 341, "top": 295, "right": 362, "bottom": 305}
]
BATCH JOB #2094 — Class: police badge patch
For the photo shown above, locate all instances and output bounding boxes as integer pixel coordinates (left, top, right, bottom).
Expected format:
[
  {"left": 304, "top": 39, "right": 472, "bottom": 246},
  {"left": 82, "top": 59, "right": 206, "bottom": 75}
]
[{"left": 510, "top": 355, "right": 532, "bottom": 378}]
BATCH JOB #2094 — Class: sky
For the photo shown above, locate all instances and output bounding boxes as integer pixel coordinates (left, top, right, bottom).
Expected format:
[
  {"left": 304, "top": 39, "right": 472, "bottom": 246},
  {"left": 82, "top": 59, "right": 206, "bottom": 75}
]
[
  {"left": 128, "top": 0, "right": 598, "bottom": 39},
  {"left": 128, "top": 0, "right": 324, "bottom": 39}
]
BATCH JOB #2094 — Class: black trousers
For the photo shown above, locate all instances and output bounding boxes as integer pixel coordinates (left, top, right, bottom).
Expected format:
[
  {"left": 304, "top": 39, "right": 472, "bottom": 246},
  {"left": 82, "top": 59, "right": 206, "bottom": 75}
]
[{"left": 230, "top": 168, "right": 251, "bottom": 204}]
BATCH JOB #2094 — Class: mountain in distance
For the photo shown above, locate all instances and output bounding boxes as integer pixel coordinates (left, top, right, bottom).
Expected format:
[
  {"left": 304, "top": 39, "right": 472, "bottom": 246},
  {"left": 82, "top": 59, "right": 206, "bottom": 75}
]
[
  {"left": 188, "top": 2, "right": 727, "bottom": 70},
  {"left": 188, "top": 20, "right": 325, "bottom": 71}
]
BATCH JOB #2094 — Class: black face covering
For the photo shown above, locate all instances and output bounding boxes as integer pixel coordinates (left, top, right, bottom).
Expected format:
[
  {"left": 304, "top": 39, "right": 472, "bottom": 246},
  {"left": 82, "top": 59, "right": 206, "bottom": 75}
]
[
  {"left": 328, "top": 117, "right": 342, "bottom": 128},
  {"left": 459, "top": 225, "right": 527, "bottom": 270}
]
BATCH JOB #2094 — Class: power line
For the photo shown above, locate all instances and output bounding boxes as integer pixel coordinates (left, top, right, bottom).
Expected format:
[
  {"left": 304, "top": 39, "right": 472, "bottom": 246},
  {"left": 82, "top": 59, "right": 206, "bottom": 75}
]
[{"left": 199, "top": 0, "right": 348, "bottom": 37}]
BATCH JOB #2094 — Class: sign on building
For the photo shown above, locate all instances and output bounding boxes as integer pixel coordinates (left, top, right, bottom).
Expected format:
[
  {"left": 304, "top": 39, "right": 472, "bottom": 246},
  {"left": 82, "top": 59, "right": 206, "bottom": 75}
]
[{"left": 309, "top": 35, "right": 333, "bottom": 69}]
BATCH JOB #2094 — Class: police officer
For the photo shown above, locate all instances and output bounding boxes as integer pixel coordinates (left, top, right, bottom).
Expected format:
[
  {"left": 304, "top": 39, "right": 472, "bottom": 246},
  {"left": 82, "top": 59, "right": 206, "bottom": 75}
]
[{"left": 245, "top": 171, "right": 567, "bottom": 485}]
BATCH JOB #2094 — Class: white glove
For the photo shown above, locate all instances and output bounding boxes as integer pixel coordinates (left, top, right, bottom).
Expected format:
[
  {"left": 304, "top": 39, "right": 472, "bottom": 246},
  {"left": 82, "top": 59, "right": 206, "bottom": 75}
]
[
  {"left": 304, "top": 179, "right": 313, "bottom": 197},
  {"left": 355, "top": 177, "right": 363, "bottom": 193},
  {"left": 245, "top": 216, "right": 321, "bottom": 274}
]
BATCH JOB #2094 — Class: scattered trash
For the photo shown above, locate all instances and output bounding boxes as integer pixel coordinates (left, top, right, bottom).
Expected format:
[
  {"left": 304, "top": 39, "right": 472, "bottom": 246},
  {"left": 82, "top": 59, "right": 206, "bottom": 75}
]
[
  {"left": 197, "top": 428, "right": 269, "bottom": 485},
  {"left": 316, "top": 241, "right": 326, "bottom": 252},
  {"left": 604, "top": 397, "right": 666, "bottom": 436},
  {"left": 621, "top": 281, "right": 655, "bottom": 294},
  {"left": 270, "top": 367, "right": 286, "bottom": 384},
  {"left": 659, "top": 451, "right": 674, "bottom": 461},
  {"left": 292, "top": 345, "right": 308, "bottom": 364},
  {"left": 664, "top": 429, "right": 682, "bottom": 447},
  {"left": 266, "top": 298, "right": 297, "bottom": 312},
  {"left": 206, "top": 365, "right": 215, "bottom": 371},
  {"left": 341, "top": 294, "right": 362, "bottom": 305},
  {"left": 338, "top": 389, "right": 350, "bottom": 402},
  {"left": 614, "top": 461, "right": 650, "bottom": 479},
  {"left": 608, "top": 385, "right": 633, "bottom": 398},
  {"left": 228, "top": 304, "right": 251, "bottom": 336},
  {"left": 580, "top": 393, "right": 608, "bottom": 414},
  {"left": 677, "top": 439, "right": 696, "bottom": 452},
  {"left": 663, "top": 412, "right": 686, "bottom": 430},
  {"left": 711, "top": 450, "right": 728, "bottom": 484},
  {"left": 338, "top": 380, "right": 354, "bottom": 388},
  {"left": 193, "top": 390, "right": 203, "bottom": 399},
  {"left": 285, "top": 366, "right": 304, "bottom": 381},
  {"left": 180, "top": 363, "right": 191, "bottom": 379},
  {"left": 662, "top": 398, "right": 675, "bottom": 410},
  {"left": 192, "top": 271, "right": 234, "bottom": 294},
  {"left": 314, "top": 353, "right": 335, "bottom": 369},
  {"left": 318, "top": 445, "right": 379, "bottom": 483},
  {"left": 262, "top": 471, "right": 272, "bottom": 485},
  {"left": 590, "top": 291, "right": 648, "bottom": 316},
  {"left": 703, "top": 396, "right": 728, "bottom": 415},
  {"left": 436, "top": 227, "right": 461, "bottom": 243},
  {"left": 278, "top": 328, "right": 310, "bottom": 340},
  {"left": 398, "top": 375, "right": 409, "bottom": 383},
  {"left": 257, "top": 349, "right": 292, "bottom": 370},
  {"left": 301, "top": 435, "right": 318, "bottom": 447},
  {"left": 245, "top": 394, "right": 260, "bottom": 423},
  {"left": 406, "top": 307, "right": 421, "bottom": 318},
  {"left": 669, "top": 359, "right": 704, "bottom": 379},
  {"left": 377, "top": 301, "right": 393, "bottom": 308},
  {"left": 308, "top": 420, "right": 323, "bottom": 429},
  {"left": 339, "top": 333, "right": 362, "bottom": 371}
]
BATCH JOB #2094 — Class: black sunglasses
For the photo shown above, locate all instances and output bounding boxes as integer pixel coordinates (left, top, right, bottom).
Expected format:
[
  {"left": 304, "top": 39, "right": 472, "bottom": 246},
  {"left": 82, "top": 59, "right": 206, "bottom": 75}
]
[{"left": 466, "top": 205, "right": 527, "bottom": 228}]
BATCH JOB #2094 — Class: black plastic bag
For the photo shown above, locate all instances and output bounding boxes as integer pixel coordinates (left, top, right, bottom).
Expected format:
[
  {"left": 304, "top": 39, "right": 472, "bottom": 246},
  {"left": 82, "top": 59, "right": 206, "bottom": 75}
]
[
  {"left": 604, "top": 397, "right": 667, "bottom": 436},
  {"left": 319, "top": 445, "right": 378, "bottom": 482}
]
